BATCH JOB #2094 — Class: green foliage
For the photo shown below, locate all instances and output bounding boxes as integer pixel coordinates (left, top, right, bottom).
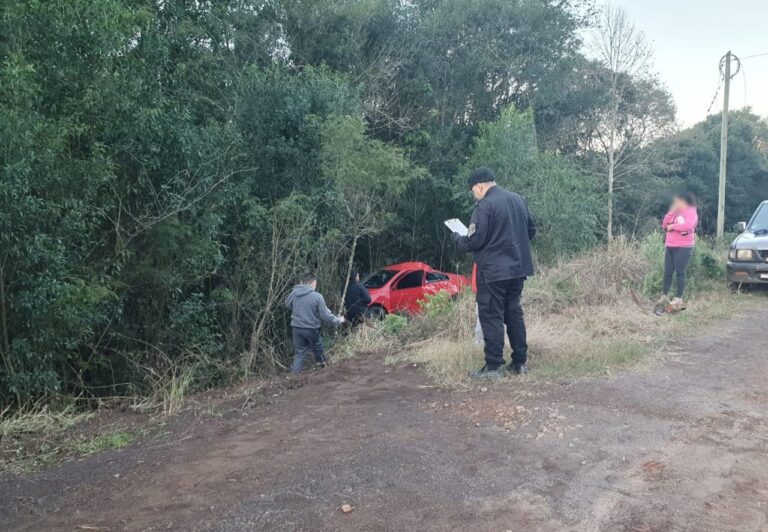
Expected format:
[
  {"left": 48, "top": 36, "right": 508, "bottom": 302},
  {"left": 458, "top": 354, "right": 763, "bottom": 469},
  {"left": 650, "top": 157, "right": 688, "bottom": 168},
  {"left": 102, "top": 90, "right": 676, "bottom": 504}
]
[
  {"left": 463, "top": 106, "right": 601, "bottom": 262},
  {"left": 74, "top": 430, "right": 134, "bottom": 456},
  {"left": 320, "top": 114, "right": 424, "bottom": 241},
  {"left": 640, "top": 234, "right": 667, "bottom": 296},
  {"left": 641, "top": 234, "right": 727, "bottom": 297},
  {"left": 420, "top": 291, "right": 456, "bottom": 318},
  {"left": 381, "top": 314, "right": 408, "bottom": 336},
  {"left": 619, "top": 111, "right": 768, "bottom": 236},
  {"left": 0, "top": 0, "right": 697, "bottom": 409},
  {"left": 322, "top": 115, "right": 424, "bottom": 195}
]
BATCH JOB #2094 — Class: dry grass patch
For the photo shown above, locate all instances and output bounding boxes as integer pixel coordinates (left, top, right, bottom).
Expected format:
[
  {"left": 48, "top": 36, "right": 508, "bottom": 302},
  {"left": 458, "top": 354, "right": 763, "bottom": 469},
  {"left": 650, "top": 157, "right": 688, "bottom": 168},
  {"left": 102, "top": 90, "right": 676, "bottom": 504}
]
[
  {"left": 344, "top": 237, "right": 760, "bottom": 386},
  {"left": 386, "top": 338, "right": 481, "bottom": 386},
  {"left": 0, "top": 403, "right": 93, "bottom": 441},
  {"left": 392, "top": 299, "right": 656, "bottom": 386}
]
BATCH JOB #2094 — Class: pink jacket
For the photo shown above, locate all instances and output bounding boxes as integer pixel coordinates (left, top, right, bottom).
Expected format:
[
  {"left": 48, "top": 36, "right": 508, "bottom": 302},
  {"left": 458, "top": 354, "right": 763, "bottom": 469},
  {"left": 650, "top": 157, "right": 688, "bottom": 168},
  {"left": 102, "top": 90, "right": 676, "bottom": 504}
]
[{"left": 662, "top": 207, "right": 698, "bottom": 247}]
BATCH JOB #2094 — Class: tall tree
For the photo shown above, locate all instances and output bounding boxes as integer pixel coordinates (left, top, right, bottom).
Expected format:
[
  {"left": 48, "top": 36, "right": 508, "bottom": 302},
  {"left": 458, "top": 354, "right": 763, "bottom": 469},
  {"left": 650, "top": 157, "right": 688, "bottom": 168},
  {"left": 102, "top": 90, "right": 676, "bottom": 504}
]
[
  {"left": 320, "top": 115, "right": 424, "bottom": 310},
  {"left": 589, "top": 4, "right": 665, "bottom": 241},
  {"left": 648, "top": 111, "right": 768, "bottom": 234},
  {"left": 463, "top": 106, "right": 601, "bottom": 261}
]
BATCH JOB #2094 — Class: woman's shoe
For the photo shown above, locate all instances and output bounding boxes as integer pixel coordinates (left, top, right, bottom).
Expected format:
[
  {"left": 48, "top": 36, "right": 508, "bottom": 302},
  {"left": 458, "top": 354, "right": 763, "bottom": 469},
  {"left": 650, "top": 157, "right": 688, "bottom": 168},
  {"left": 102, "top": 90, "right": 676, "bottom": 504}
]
[{"left": 665, "top": 298, "right": 686, "bottom": 313}]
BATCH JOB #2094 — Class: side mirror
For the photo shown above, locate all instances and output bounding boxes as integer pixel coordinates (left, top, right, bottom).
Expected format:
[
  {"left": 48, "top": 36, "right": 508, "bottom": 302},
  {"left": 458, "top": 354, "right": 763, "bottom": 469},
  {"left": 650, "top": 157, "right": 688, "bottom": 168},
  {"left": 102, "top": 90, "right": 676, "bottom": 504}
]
[{"left": 734, "top": 221, "right": 747, "bottom": 233}]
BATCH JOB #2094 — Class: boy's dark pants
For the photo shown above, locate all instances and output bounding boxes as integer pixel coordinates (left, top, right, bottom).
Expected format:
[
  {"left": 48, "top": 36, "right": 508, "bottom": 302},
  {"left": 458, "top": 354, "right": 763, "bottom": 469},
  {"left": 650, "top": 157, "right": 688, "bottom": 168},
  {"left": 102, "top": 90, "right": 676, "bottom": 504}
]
[{"left": 291, "top": 327, "right": 326, "bottom": 374}]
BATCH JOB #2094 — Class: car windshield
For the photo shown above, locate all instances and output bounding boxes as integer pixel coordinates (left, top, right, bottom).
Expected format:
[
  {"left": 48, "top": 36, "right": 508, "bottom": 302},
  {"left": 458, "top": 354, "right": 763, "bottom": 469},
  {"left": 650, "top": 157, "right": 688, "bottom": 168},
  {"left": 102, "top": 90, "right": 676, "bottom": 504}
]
[
  {"left": 747, "top": 204, "right": 768, "bottom": 232},
  {"left": 363, "top": 269, "right": 396, "bottom": 289}
]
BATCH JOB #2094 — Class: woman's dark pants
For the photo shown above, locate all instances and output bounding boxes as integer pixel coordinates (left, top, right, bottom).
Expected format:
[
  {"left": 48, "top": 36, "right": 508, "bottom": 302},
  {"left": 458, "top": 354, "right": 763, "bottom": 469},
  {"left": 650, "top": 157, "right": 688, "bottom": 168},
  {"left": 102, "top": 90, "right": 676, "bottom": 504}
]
[{"left": 663, "top": 246, "right": 694, "bottom": 298}]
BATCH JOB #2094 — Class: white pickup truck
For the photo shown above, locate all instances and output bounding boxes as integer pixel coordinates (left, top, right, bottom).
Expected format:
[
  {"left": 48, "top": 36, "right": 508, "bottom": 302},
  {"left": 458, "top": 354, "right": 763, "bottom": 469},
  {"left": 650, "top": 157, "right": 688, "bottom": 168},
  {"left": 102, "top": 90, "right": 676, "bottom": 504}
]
[{"left": 727, "top": 200, "right": 768, "bottom": 287}]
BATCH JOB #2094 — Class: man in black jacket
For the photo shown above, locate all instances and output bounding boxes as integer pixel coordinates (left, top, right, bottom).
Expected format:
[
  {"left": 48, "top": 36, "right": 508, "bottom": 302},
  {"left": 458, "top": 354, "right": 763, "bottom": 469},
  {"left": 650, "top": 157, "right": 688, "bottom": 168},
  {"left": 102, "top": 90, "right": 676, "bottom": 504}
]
[
  {"left": 451, "top": 168, "right": 536, "bottom": 379},
  {"left": 343, "top": 271, "right": 372, "bottom": 325}
]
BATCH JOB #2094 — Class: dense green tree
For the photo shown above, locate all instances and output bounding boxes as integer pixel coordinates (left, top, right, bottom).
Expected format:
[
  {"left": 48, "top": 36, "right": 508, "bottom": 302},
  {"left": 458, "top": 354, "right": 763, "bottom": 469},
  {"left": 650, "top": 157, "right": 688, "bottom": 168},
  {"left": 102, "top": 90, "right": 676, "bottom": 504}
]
[
  {"left": 462, "top": 106, "right": 601, "bottom": 262},
  {"left": 645, "top": 111, "right": 768, "bottom": 234},
  {"left": 0, "top": 0, "right": 724, "bottom": 408}
]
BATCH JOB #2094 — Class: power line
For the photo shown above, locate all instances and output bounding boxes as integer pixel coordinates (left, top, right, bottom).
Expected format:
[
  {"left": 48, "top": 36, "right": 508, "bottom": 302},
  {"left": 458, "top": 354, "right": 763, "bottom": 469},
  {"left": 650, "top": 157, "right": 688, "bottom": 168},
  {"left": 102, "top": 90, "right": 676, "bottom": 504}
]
[
  {"left": 706, "top": 73, "right": 723, "bottom": 115},
  {"left": 741, "top": 60, "right": 747, "bottom": 109},
  {"left": 741, "top": 52, "right": 768, "bottom": 60}
]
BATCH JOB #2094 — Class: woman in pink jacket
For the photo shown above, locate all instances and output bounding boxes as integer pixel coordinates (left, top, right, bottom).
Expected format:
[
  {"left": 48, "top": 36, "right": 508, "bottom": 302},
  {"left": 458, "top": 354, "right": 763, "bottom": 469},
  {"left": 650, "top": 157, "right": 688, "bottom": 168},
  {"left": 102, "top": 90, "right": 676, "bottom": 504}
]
[{"left": 657, "top": 192, "right": 699, "bottom": 313}]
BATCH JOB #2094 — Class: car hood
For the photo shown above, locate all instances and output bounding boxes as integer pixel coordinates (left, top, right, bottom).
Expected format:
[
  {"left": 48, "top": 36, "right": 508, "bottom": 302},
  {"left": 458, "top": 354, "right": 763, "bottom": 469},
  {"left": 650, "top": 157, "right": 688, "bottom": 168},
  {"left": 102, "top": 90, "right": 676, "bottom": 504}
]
[{"left": 732, "top": 231, "right": 768, "bottom": 249}]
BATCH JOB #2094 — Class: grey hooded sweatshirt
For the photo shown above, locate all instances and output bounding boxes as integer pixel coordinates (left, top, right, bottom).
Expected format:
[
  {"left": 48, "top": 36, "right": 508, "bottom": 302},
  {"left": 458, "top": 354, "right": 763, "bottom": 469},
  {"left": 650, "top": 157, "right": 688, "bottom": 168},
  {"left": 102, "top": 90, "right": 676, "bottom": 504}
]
[{"left": 285, "top": 284, "right": 343, "bottom": 329}]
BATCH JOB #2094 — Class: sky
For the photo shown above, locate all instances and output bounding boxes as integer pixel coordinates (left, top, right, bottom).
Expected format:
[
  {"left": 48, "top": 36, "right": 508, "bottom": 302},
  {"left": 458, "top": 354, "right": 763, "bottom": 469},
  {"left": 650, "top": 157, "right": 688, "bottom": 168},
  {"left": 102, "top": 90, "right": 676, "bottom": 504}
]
[{"left": 613, "top": 0, "right": 768, "bottom": 127}]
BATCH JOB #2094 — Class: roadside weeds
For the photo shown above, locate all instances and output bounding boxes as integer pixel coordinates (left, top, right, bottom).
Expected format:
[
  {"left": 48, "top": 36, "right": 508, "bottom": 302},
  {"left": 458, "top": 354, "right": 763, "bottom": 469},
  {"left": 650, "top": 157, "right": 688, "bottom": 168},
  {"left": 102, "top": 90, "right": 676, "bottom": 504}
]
[
  {"left": 351, "top": 238, "right": 766, "bottom": 386},
  {"left": 3, "top": 237, "right": 764, "bottom": 474}
]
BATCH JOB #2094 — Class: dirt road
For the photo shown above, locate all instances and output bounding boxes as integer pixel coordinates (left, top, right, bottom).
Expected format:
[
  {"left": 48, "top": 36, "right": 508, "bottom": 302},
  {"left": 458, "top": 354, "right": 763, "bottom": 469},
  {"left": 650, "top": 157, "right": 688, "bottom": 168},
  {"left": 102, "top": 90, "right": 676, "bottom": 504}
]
[{"left": 2, "top": 305, "right": 768, "bottom": 531}]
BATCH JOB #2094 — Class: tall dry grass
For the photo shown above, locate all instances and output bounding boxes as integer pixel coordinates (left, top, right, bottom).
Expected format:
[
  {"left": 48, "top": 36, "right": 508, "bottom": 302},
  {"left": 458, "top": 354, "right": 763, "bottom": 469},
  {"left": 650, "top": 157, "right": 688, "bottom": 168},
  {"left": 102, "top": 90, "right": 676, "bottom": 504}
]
[{"left": 342, "top": 236, "right": 753, "bottom": 385}]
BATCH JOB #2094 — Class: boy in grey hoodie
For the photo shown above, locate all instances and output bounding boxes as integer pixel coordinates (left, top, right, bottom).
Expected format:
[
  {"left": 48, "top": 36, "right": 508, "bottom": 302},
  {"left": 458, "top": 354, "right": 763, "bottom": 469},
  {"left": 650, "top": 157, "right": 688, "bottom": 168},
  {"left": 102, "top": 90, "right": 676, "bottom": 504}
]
[{"left": 285, "top": 273, "right": 345, "bottom": 374}]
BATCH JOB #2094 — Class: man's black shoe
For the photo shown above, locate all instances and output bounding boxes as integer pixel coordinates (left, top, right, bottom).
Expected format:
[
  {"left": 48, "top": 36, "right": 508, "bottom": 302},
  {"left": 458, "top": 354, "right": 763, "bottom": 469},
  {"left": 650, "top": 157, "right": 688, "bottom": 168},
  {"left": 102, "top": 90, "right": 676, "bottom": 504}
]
[
  {"left": 508, "top": 363, "right": 528, "bottom": 375},
  {"left": 468, "top": 364, "right": 506, "bottom": 381}
]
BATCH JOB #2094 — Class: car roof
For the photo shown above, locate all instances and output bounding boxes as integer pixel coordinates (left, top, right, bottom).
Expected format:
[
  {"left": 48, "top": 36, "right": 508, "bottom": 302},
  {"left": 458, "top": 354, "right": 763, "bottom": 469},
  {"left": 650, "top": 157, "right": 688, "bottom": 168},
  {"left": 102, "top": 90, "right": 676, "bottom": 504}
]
[{"left": 383, "top": 261, "right": 433, "bottom": 272}]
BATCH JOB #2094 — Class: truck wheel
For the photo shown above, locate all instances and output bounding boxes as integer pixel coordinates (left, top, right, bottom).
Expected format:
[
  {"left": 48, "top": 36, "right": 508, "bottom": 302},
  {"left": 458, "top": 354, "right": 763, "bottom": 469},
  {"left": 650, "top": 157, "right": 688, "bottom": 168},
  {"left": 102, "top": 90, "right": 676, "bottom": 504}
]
[{"left": 730, "top": 281, "right": 752, "bottom": 293}]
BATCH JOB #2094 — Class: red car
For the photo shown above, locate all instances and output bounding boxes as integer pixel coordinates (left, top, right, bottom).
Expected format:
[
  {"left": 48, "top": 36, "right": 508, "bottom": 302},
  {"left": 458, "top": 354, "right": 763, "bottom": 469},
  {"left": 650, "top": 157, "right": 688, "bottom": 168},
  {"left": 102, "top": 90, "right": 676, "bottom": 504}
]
[{"left": 362, "top": 262, "right": 469, "bottom": 317}]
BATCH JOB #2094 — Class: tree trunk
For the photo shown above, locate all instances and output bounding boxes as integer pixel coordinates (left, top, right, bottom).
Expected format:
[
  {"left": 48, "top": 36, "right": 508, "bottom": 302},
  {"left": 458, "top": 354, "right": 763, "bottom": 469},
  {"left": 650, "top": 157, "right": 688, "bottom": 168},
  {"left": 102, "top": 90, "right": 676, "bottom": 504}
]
[{"left": 338, "top": 235, "right": 359, "bottom": 316}]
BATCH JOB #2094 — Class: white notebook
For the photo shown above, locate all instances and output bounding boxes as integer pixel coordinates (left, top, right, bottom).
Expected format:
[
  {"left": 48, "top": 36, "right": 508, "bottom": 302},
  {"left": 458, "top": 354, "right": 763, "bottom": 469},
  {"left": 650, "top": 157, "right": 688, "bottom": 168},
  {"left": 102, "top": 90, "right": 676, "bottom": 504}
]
[{"left": 444, "top": 218, "right": 468, "bottom": 236}]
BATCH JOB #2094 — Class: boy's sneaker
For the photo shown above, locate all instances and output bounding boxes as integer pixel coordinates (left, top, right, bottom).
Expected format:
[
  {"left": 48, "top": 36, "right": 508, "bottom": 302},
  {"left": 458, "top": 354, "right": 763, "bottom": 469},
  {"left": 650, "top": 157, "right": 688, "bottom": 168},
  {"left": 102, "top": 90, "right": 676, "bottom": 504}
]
[{"left": 468, "top": 365, "right": 506, "bottom": 381}]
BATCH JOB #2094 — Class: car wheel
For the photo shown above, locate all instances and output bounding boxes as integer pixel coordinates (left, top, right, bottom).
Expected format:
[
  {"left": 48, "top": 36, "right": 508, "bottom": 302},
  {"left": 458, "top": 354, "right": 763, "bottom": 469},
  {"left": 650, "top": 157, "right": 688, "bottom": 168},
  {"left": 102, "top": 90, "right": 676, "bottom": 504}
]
[{"left": 366, "top": 305, "right": 387, "bottom": 320}]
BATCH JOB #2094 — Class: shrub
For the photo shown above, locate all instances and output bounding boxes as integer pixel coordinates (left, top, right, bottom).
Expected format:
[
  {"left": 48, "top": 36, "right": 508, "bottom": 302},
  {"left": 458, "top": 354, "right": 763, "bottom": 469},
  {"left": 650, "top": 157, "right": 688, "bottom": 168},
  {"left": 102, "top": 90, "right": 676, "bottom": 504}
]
[
  {"left": 527, "top": 236, "right": 650, "bottom": 312},
  {"left": 363, "top": 237, "right": 744, "bottom": 386},
  {"left": 419, "top": 291, "right": 455, "bottom": 318},
  {"left": 382, "top": 314, "right": 408, "bottom": 336},
  {"left": 641, "top": 233, "right": 727, "bottom": 297}
]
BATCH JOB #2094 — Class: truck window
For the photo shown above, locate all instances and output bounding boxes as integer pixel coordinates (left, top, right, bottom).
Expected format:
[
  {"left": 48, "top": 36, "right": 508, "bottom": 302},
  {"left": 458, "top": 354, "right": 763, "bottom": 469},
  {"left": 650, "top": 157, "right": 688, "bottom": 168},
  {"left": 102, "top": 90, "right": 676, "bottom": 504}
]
[{"left": 748, "top": 204, "right": 768, "bottom": 232}]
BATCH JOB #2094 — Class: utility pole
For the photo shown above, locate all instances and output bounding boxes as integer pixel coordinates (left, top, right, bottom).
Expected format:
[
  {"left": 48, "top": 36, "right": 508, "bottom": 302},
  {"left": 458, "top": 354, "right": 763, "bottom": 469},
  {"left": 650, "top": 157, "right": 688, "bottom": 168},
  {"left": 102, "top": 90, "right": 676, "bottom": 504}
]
[{"left": 717, "top": 51, "right": 740, "bottom": 238}]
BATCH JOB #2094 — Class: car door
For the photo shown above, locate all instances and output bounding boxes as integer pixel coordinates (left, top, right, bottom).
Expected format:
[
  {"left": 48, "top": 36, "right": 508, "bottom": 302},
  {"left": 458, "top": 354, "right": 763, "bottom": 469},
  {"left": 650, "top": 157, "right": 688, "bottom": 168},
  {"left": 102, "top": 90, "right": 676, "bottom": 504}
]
[
  {"left": 424, "top": 271, "right": 453, "bottom": 297},
  {"left": 389, "top": 270, "right": 425, "bottom": 314}
]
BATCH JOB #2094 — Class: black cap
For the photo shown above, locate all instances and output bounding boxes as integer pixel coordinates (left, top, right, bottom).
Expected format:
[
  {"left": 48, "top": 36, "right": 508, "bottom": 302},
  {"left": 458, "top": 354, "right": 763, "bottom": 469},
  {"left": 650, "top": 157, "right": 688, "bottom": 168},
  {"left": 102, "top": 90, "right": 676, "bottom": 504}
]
[{"left": 467, "top": 167, "right": 495, "bottom": 188}]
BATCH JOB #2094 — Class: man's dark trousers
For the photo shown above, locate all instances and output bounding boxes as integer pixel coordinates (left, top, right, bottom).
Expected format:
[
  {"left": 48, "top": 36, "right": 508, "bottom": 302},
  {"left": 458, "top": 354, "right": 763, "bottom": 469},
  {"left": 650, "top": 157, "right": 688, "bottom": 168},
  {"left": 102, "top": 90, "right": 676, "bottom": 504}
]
[
  {"left": 291, "top": 327, "right": 326, "bottom": 374},
  {"left": 477, "top": 278, "right": 528, "bottom": 369}
]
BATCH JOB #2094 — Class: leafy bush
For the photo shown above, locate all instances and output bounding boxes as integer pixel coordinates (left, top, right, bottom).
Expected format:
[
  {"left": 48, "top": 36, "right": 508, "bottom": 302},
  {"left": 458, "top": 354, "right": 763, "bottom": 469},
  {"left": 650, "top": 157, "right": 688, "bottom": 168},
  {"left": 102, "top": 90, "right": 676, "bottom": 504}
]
[
  {"left": 526, "top": 236, "right": 650, "bottom": 312},
  {"left": 419, "top": 291, "right": 456, "bottom": 318},
  {"left": 381, "top": 314, "right": 408, "bottom": 336},
  {"left": 461, "top": 106, "right": 601, "bottom": 263},
  {"left": 641, "top": 233, "right": 727, "bottom": 297}
]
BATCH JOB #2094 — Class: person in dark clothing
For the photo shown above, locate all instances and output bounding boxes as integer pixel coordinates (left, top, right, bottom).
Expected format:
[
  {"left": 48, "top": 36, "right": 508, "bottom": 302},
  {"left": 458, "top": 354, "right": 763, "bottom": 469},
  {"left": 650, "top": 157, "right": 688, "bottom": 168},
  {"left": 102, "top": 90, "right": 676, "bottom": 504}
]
[
  {"left": 285, "top": 273, "right": 345, "bottom": 374},
  {"left": 343, "top": 271, "right": 372, "bottom": 325},
  {"left": 451, "top": 167, "right": 536, "bottom": 380}
]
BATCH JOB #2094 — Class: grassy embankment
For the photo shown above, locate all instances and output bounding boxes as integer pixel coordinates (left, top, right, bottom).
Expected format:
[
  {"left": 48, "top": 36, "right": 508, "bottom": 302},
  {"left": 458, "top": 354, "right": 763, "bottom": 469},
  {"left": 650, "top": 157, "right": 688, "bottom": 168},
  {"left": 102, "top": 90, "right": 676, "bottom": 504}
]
[
  {"left": 1, "top": 234, "right": 761, "bottom": 473},
  {"left": 340, "top": 234, "right": 762, "bottom": 385},
  {"left": 0, "top": 403, "right": 138, "bottom": 473}
]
